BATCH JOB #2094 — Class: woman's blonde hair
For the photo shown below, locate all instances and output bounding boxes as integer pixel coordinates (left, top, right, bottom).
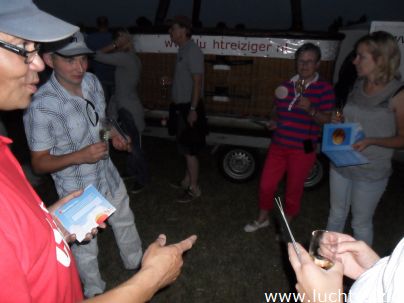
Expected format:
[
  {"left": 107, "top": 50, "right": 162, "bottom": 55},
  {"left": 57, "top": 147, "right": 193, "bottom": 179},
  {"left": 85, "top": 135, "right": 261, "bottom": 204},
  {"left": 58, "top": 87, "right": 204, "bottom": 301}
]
[{"left": 356, "top": 31, "right": 401, "bottom": 84}]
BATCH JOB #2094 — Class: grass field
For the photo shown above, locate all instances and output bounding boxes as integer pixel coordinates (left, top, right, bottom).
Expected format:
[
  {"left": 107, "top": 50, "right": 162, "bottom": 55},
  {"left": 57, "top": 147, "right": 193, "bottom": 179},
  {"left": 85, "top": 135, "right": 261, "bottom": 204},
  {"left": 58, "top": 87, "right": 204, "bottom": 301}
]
[{"left": 32, "top": 136, "right": 401, "bottom": 303}]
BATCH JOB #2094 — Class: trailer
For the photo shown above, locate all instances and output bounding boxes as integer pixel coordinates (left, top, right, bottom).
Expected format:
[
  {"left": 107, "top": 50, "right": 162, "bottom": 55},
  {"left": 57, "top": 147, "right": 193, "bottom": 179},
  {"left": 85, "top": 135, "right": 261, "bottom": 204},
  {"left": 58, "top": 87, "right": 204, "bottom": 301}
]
[{"left": 134, "top": 29, "right": 344, "bottom": 188}]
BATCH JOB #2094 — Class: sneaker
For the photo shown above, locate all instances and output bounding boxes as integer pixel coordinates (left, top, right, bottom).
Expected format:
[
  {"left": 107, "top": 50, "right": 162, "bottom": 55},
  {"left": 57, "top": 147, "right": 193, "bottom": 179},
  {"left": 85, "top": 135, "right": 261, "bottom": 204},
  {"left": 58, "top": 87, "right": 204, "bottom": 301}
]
[
  {"left": 244, "top": 219, "right": 270, "bottom": 232},
  {"left": 129, "top": 182, "right": 145, "bottom": 194},
  {"left": 176, "top": 186, "right": 201, "bottom": 203},
  {"left": 169, "top": 179, "right": 189, "bottom": 190}
]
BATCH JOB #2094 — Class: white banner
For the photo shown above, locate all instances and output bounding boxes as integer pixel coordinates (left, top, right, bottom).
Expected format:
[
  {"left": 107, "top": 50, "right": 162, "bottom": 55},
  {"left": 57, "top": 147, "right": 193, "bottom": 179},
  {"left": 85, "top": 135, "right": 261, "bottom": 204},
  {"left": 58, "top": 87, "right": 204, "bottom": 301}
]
[
  {"left": 370, "top": 21, "right": 404, "bottom": 78},
  {"left": 133, "top": 34, "right": 340, "bottom": 61}
]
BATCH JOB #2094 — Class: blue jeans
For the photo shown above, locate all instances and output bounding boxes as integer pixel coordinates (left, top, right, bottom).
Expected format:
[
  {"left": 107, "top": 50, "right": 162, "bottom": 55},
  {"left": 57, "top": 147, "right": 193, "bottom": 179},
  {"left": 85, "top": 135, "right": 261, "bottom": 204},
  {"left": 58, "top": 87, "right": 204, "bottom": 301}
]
[{"left": 326, "top": 167, "right": 389, "bottom": 245}]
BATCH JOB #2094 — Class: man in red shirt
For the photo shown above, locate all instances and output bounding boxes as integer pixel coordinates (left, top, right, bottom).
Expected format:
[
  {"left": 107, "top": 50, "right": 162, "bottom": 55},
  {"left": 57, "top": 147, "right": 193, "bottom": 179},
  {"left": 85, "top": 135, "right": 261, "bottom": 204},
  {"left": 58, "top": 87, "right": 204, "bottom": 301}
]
[{"left": 0, "top": 1, "right": 196, "bottom": 302}]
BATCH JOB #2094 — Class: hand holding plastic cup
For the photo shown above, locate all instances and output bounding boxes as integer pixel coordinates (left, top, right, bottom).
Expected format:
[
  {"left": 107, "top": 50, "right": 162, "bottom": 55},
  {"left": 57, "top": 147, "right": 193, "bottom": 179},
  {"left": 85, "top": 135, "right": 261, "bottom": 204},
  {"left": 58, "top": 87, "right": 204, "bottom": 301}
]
[
  {"left": 309, "top": 230, "right": 337, "bottom": 270},
  {"left": 99, "top": 117, "right": 112, "bottom": 159}
]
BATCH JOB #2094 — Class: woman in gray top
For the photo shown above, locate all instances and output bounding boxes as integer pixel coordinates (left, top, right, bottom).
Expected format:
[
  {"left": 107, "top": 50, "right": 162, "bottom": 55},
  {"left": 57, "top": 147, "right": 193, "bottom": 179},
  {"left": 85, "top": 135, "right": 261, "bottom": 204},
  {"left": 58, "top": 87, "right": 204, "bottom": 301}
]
[
  {"left": 94, "top": 30, "right": 149, "bottom": 187},
  {"left": 326, "top": 31, "right": 404, "bottom": 245},
  {"left": 94, "top": 29, "right": 145, "bottom": 133}
]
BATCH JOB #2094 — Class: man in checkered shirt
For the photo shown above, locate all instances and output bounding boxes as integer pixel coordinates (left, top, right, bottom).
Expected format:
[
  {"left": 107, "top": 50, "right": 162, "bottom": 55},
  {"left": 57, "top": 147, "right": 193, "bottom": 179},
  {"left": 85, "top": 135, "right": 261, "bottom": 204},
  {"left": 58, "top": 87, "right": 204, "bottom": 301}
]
[{"left": 23, "top": 32, "right": 142, "bottom": 298}]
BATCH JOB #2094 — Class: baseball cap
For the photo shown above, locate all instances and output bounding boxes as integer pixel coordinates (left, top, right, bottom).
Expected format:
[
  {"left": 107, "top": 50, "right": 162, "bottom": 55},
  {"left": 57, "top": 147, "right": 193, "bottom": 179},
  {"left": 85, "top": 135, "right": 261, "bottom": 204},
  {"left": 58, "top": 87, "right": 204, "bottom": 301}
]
[
  {"left": 166, "top": 15, "right": 192, "bottom": 29},
  {"left": 0, "top": 0, "right": 78, "bottom": 42},
  {"left": 54, "top": 32, "right": 94, "bottom": 57}
]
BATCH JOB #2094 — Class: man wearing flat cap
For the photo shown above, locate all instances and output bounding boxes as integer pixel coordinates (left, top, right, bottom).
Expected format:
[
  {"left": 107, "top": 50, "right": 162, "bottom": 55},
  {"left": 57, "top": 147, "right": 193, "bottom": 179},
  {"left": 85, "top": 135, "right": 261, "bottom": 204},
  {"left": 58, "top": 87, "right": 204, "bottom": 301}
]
[{"left": 168, "top": 16, "right": 207, "bottom": 203}]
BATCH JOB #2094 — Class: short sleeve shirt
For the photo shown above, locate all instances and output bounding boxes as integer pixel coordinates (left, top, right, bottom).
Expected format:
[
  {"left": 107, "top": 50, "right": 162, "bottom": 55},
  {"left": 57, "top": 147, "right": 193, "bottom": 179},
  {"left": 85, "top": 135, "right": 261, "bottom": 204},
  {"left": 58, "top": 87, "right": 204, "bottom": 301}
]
[
  {"left": 24, "top": 72, "right": 122, "bottom": 198},
  {"left": 0, "top": 136, "right": 83, "bottom": 302},
  {"left": 272, "top": 77, "right": 335, "bottom": 150},
  {"left": 172, "top": 39, "right": 204, "bottom": 104}
]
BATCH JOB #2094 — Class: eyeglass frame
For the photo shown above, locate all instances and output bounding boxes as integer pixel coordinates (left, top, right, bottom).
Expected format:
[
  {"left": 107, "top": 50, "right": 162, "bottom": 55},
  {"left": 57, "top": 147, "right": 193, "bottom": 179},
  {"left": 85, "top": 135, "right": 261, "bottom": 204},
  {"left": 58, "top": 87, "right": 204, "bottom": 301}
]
[
  {"left": 296, "top": 59, "right": 319, "bottom": 66},
  {"left": 84, "top": 98, "right": 99, "bottom": 127},
  {"left": 0, "top": 40, "right": 41, "bottom": 64}
]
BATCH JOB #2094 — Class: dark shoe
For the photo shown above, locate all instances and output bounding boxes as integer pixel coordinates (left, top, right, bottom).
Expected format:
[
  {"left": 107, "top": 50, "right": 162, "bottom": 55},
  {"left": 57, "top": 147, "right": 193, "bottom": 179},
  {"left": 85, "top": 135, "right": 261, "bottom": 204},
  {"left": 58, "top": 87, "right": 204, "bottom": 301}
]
[
  {"left": 121, "top": 173, "right": 137, "bottom": 181},
  {"left": 129, "top": 182, "right": 145, "bottom": 194},
  {"left": 176, "top": 186, "right": 201, "bottom": 203},
  {"left": 169, "top": 179, "right": 189, "bottom": 190},
  {"left": 275, "top": 224, "right": 290, "bottom": 243}
]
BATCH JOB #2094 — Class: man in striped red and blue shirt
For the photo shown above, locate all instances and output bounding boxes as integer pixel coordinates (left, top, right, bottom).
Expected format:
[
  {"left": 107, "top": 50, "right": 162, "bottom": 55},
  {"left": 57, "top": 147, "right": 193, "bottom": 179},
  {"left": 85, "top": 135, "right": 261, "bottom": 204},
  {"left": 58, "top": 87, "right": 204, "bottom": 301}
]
[{"left": 245, "top": 43, "right": 335, "bottom": 234}]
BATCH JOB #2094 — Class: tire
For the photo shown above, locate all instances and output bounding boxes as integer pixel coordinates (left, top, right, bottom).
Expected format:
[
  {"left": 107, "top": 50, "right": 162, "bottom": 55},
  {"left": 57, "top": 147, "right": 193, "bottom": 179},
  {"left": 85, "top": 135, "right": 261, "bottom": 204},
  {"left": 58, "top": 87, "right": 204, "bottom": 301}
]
[
  {"left": 304, "top": 156, "right": 328, "bottom": 190},
  {"left": 218, "top": 146, "right": 258, "bottom": 183}
]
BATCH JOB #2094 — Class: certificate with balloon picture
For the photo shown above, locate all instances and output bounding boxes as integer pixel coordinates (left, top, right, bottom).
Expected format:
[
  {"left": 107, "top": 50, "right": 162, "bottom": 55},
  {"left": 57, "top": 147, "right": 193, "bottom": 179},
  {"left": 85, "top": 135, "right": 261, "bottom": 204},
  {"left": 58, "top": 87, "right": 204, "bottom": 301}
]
[
  {"left": 322, "top": 123, "right": 369, "bottom": 167},
  {"left": 54, "top": 185, "right": 116, "bottom": 242}
]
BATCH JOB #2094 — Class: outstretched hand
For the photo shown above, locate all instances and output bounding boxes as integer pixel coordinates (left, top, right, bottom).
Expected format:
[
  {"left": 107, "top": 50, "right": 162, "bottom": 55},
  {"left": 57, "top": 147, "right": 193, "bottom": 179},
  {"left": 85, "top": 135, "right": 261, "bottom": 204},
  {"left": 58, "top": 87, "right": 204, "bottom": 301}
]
[
  {"left": 84, "top": 234, "right": 197, "bottom": 302},
  {"left": 141, "top": 234, "right": 197, "bottom": 289}
]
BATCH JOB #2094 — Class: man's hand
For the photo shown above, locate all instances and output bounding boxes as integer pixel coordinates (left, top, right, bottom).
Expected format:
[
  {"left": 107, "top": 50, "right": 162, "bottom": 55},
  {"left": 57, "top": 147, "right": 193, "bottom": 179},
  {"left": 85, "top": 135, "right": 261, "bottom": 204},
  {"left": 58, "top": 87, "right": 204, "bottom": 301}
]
[
  {"left": 296, "top": 96, "right": 312, "bottom": 112},
  {"left": 111, "top": 130, "right": 132, "bottom": 152},
  {"left": 48, "top": 190, "right": 106, "bottom": 243},
  {"left": 187, "top": 110, "right": 198, "bottom": 126},
  {"left": 80, "top": 142, "right": 108, "bottom": 163},
  {"left": 288, "top": 242, "right": 344, "bottom": 303},
  {"left": 83, "top": 235, "right": 197, "bottom": 302},
  {"left": 141, "top": 234, "right": 197, "bottom": 289}
]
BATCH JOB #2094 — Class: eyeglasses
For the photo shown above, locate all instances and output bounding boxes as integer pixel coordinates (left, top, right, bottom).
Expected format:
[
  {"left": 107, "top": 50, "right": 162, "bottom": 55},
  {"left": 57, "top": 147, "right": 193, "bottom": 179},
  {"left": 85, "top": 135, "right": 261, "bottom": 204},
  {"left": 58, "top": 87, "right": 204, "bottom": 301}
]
[
  {"left": 84, "top": 99, "right": 99, "bottom": 127},
  {"left": 0, "top": 40, "right": 41, "bottom": 64},
  {"left": 297, "top": 59, "right": 318, "bottom": 66}
]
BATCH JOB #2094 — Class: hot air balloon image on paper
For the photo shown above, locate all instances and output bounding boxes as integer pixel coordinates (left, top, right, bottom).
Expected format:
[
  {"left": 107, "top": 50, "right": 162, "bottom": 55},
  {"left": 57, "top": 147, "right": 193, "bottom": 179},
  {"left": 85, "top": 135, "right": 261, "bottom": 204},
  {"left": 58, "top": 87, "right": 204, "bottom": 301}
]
[
  {"left": 95, "top": 212, "right": 109, "bottom": 225},
  {"left": 332, "top": 128, "right": 346, "bottom": 145}
]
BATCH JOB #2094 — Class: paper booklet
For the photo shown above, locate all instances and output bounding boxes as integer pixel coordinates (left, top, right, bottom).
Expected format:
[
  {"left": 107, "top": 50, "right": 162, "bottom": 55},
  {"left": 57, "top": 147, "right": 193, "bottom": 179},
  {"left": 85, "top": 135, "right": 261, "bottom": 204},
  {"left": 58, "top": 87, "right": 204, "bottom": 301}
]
[
  {"left": 322, "top": 123, "right": 369, "bottom": 167},
  {"left": 54, "top": 185, "right": 116, "bottom": 242}
]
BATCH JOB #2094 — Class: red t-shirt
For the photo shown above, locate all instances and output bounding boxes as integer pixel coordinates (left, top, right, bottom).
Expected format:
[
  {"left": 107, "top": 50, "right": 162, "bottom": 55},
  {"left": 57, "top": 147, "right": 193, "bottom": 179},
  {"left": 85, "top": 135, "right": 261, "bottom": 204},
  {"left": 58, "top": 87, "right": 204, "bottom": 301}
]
[{"left": 0, "top": 136, "right": 83, "bottom": 303}]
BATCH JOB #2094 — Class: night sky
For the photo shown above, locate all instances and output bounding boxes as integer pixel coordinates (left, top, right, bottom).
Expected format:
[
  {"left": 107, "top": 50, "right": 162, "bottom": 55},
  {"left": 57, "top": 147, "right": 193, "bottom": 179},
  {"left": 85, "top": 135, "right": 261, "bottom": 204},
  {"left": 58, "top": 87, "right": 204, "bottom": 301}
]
[{"left": 34, "top": 0, "right": 404, "bottom": 32}]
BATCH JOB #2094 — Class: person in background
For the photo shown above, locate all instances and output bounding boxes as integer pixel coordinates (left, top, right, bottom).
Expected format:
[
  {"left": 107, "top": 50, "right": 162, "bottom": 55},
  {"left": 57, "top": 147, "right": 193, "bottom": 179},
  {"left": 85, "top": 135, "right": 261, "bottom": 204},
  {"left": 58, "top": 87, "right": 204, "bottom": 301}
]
[
  {"left": 86, "top": 16, "right": 115, "bottom": 102},
  {"left": 288, "top": 232, "right": 404, "bottom": 302},
  {"left": 244, "top": 43, "right": 335, "bottom": 234},
  {"left": 326, "top": 31, "right": 404, "bottom": 245},
  {"left": 94, "top": 29, "right": 148, "bottom": 193},
  {"left": 168, "top": 15, "right": 207, "bottom": 203}
]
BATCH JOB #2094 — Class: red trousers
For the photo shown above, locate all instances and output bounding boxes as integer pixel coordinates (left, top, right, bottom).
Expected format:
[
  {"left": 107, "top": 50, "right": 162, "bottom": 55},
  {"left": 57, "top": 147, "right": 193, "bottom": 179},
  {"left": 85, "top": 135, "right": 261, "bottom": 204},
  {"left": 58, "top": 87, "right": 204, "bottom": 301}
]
[{"left": 259, "top": 144, "right": 316, "bottom": 217}]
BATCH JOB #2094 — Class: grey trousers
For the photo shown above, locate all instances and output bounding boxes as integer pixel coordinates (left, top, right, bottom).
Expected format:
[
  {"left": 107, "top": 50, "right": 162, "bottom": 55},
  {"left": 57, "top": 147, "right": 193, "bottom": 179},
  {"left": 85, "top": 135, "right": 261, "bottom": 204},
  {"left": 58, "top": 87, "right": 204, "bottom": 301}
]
[
  {"left": 326, "top": 167, "right": 388, "bottom": 245},
  {"left": 71, "top": 179, "right": 142, "bottom": 298}
]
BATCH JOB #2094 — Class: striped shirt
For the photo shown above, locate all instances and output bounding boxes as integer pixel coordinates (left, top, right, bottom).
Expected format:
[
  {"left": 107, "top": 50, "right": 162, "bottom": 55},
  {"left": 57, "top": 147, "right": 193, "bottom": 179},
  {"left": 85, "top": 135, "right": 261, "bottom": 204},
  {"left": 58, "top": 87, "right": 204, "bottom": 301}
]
[
  {"left": 272, "top": 77, "right": 335, "bottom": 150},
  {"left": 24, "top": 72, "right": 122, "bottom": 199}
]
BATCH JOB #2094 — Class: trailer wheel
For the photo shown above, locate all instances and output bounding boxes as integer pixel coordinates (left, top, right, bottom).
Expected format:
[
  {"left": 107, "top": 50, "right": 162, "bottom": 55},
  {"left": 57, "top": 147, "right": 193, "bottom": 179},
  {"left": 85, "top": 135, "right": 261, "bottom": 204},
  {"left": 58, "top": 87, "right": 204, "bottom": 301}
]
[
  {"left": 218, "top": 147, "right": 257, "bottom": 183},
  {"left": 304, "top": 156, "right": 327, "bottom": 189}
]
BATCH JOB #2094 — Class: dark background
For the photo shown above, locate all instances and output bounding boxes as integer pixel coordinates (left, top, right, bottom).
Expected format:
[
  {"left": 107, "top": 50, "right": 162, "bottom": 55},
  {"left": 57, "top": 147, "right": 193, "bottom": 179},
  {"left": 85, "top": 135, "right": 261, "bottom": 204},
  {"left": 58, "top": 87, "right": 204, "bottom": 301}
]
[{"left": 34, "top": 0, "right": 404, "bottom": 31}]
